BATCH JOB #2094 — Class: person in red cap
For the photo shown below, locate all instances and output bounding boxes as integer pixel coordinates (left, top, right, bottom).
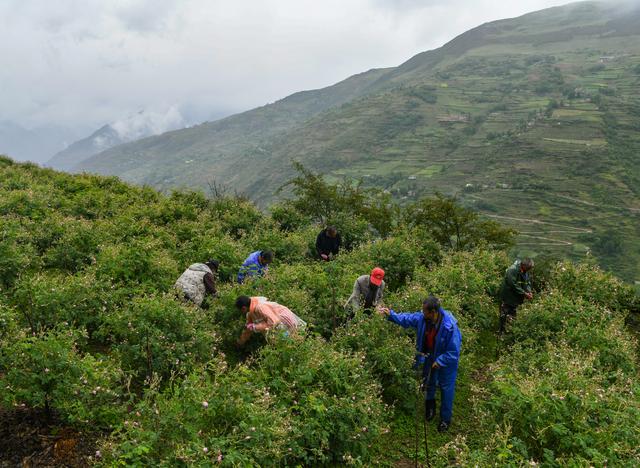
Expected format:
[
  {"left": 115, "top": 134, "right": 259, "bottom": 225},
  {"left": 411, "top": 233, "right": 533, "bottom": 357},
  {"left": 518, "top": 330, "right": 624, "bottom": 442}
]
[{"left": 345, "top": 267, "right": 386, "bottom": 316}]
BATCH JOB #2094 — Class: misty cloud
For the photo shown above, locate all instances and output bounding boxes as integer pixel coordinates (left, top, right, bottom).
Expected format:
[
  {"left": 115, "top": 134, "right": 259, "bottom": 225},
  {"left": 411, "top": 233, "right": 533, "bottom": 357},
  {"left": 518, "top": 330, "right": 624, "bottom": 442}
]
[
  {"left": 2, "top": 0, "right": 590, "bottom": 132},
  {"left": 110, "top": 107, "right": 186, "bottom": 141}
]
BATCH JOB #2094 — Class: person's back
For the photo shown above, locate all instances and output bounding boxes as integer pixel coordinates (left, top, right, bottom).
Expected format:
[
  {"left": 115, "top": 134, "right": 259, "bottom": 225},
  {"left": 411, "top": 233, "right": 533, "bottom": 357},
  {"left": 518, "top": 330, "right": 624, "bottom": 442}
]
[
  {"left": 316, "top": 226, "right": 341, "bottom": 260},
  {"left": 258, "top": 301, "right": 305, "bottom": 333},
  {"left": 174, "top": 262, "right": 217, "bottom": 307},
  {"left": 237, "top": 250, "right": 273, "bottom": 283},
  {"left": 345, "top": 268, "right": 385, "bottom": 314},
  {"left": 500, "top": 259, "right": 532, "bottom": 306},
  {"left": 236, "top": 296, "right": 306, "bottom": 345},
  {"left": 499, "top": 258, "right": 533, "bottom": 332}
]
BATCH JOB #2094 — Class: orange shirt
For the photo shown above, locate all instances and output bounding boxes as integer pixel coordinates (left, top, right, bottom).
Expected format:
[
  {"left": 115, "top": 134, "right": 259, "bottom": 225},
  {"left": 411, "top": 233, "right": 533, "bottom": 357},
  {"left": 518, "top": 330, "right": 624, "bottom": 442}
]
[{"left": 248, "top": 297, "right": 299, "bottom": 333}]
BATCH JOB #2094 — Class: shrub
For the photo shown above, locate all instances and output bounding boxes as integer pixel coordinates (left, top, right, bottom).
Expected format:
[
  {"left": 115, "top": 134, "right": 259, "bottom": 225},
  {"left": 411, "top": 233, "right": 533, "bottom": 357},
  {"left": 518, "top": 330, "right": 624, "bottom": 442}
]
[
  {"left": 98, "top": 295, "right": 220, "bottom": 383},
  {"left": 96, "top": 240, "right": 178, "bottom": 291},
  {"left": 43, "top": 218, "right": 102, "bottom": 272},
  {"left": 484, "top": 343, "right": 640, "bottom": 464},
  {"left": 101, "top": 360, "right": 291, "bottom": 466},
  {"left": 547, "top": 261, "right": 637, "bottom": 312},
  {"left": 0, "top": 225, "right": 36, "bottom": 290},
  {"left": 254, "top": 336, "right": 388, "bottom": 464},
  {"left": 332, "top": 313, "right": 416, "bottom": 411},
  {"left": 174, "top": 232, "right": 245, "bottom": 283},
  {"left": 11, "top": 271, "right": 120, "bottom": 335},
  {"left": 0, "top": 329, "right": 124, "bottom": 427}
]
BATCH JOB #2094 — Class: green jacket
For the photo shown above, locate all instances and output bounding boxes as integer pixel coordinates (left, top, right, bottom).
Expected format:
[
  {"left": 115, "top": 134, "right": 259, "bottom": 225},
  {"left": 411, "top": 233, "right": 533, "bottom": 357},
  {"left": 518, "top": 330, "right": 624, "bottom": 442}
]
[{"left": 499, "top": 260, "right": 532, "bottom": 306}]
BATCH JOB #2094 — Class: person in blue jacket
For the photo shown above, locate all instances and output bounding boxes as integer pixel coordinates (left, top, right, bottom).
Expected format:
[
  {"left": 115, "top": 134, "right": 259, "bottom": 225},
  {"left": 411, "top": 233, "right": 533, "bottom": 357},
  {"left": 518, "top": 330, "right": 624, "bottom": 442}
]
[
  {"left": 380, "top": 295, "right": 462, "bottom": 432},
  {"left": 237, "top": 250, "right": 274, "bottom": 284}
]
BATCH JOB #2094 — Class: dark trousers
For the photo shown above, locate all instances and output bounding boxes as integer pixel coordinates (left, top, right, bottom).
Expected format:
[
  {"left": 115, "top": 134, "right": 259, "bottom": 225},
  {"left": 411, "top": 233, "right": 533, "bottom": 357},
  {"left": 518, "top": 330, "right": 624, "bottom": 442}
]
[{"left": 499, "top": 303, "right": 518, "bottom": 332}]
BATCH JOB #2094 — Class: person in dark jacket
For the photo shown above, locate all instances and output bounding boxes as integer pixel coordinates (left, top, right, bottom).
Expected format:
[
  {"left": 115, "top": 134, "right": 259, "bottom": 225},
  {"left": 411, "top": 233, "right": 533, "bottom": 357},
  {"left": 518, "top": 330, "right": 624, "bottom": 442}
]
[
  {"left": 237, "top": 250, "right": 274, "bottom": 284},
  {"left": 174, "top": 259, "right": 219, "bottom": 308},
  {"left": 498, "top": 258, "right": 534, "bottom": 332},
  {"left": 380, "top": 296, "right": 462, "bottom": 432},
  {"left": 315, "top": 226, "right": 341, "bottom": 260}
]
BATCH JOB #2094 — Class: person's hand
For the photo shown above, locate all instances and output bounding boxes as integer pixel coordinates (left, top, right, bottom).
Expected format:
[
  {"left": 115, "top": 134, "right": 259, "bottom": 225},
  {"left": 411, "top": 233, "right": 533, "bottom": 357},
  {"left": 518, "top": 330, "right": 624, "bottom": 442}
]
[
  {"left": 525, "top": 292, "right": 533, "bottom": 300},
  {"left": 378, "top": 307, "right": 390, "bottom": 316},
  {"left": 432, "top": 361, "right": 441, "bottom": 369},
  {"left": 320, "top": 254, "right": 328, "bottom": 261}
]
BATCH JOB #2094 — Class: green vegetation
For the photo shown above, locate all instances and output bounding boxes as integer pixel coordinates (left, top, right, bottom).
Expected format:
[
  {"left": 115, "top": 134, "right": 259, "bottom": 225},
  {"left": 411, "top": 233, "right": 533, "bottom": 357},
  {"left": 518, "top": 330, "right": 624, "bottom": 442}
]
[
  {"left": 67, "top": 1, "right": 640, "bottom": 283},
  {"left": 1, "top": 158, "right": 638, "bottom": 465}
]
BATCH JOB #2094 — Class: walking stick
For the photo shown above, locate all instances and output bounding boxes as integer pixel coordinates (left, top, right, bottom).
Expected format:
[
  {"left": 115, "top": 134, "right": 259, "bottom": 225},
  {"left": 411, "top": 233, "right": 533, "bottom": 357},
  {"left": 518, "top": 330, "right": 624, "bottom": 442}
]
[{"left": 414, "top": 353, "right": 433, "bottom": 468}]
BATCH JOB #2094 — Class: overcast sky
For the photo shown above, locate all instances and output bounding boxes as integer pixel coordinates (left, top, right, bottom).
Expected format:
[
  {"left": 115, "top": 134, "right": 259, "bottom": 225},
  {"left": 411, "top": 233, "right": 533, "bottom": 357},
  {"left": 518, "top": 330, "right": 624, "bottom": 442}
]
[{"left": 2, "top": 0, "right": 575, "bottom": 132}]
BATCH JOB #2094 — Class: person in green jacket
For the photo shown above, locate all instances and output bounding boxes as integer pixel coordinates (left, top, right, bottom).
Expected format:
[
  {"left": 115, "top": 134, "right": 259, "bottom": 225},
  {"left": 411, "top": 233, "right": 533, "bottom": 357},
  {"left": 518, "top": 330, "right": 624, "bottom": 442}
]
[{"left": 498, "top": 258, "right": 534, "bottom": 332}]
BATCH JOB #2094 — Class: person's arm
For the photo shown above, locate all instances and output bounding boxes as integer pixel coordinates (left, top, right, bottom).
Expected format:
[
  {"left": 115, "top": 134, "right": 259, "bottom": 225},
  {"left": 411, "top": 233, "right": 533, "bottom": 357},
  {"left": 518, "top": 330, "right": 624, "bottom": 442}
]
[
  {"left": 315, "top": 232, "right": 323, "bottom": 257},
  {"left": 203, "top": 273, "right": 217, "bottom": 296},
  {"left": 237, "top": 313, "right": 254, "bottom": 345},
  {"left": 385, "top": 310, "right": 421, "bottom": 329},
  {"left": 237, "top": 327, "right": 253, "bottom": 345},
  {"left": 333, "top": 234, "right": 341, "bottom": 255},
  {"left": 346, "top": 278, "right": 363, "bottom": 310},
  {"left": 434, "top": 327, "right": 462, "bottom": 369},
  {"left": 376, "top": 282, "right": 385, "bottom": 305},
  {"left": 237, "top": 258, "right": 250, "bottom": 284}
]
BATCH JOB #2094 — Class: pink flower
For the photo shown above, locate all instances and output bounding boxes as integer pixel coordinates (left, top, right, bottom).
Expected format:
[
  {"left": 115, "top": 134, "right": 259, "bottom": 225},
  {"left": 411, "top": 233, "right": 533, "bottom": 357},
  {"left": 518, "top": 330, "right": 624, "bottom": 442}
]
[
  {"left": 95, "top": 450, "right": 102, "bottom": 458},
  {"left": 203, "top": 447, "right": 208, "bottom": 453},
  {"left": 202, "top": 401, "right": 209, "bottom": 409},
  {"left": 217, "top": 453, "right": 223, "bottom": 462}
]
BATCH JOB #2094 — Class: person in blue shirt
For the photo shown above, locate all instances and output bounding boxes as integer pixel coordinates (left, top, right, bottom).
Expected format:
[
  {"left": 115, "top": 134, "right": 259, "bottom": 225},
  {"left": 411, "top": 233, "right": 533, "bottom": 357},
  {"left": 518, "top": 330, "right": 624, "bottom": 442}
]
[
  {"left": 237, "top": 250, "right": 274, "bottom": 284},
  {"left": 380, "top": 295, "right": 462, "bottom": 432}
]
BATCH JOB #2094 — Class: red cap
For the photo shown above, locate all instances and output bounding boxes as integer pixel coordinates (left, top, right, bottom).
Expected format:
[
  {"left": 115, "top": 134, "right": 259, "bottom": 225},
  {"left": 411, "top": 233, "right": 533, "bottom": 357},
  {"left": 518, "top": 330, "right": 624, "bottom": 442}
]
[{"left": 370, "top": 267, "right": 385, "bottom": 286}]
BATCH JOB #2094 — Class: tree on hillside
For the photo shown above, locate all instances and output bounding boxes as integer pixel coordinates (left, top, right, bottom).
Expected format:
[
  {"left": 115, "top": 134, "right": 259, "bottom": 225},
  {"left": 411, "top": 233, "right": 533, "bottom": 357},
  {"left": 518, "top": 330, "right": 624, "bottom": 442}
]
[
  {"left": 404, "top": 194, "right": 516, "bottom": 251},
  {"left": 277, "top": 162, "right": 397, "bottom": 237}
]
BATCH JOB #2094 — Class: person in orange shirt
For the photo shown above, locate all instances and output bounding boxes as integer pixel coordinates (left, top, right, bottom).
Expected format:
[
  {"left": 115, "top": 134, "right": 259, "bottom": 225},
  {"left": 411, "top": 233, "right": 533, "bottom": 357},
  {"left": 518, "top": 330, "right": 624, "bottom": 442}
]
[{"left": 235, "top": 296, "right": 307, "bottom": 346}]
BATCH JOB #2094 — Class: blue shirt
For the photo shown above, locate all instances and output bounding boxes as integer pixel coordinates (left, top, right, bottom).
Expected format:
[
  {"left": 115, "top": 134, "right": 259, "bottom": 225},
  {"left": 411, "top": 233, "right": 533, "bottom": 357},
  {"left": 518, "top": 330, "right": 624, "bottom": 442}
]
[{"left": 237, "top": 251, "right": 268, "bottom": 284}]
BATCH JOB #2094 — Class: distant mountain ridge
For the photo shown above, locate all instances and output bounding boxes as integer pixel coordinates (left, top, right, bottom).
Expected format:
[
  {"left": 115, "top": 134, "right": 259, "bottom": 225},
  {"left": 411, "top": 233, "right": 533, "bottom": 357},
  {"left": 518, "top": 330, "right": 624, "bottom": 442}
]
[
  {"left": 48, "top": 108, "right": 186, "bottom": 171},
  {"left": 0, "top": 121, "right": 85, "bottom": 164},
  {"left": 75, "top": 0, "right": 640, "bottom": 280}
]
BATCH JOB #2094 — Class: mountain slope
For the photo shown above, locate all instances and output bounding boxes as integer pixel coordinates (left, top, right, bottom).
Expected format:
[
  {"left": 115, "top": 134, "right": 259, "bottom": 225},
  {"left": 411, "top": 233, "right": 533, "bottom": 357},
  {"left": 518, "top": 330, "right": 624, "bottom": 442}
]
[
  {"left": 48, "top": 109, "right": 187, "bottom": 171},
  {"left": 77, "top": 0, "right": 640, "bottom": 280},
  {"left": 47, "top": 124, "right": 123, "bottom": 171}
]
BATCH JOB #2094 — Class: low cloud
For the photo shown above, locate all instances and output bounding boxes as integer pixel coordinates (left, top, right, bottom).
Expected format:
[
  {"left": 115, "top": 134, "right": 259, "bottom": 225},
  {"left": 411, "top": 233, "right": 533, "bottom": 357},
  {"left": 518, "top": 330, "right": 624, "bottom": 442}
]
[
  {"left": 110, "top": 106, "right": 185, "bottom": 141},
  {"left": 2, "top": 0, "right": 586, "bottom": 131}
]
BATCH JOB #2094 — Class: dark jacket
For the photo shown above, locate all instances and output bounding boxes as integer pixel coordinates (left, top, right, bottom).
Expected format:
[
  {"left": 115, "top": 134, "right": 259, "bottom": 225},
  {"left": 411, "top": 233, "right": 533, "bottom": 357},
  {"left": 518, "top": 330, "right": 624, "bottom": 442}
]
[
  {"left": 315, "top": 229, "right": 341, "bottom": 257},
  {"left": 499, "top": 260, "right": 532, "bottom": 306},
  {"left": 387, "top": 307, "right": 462, "bottom": 371}
]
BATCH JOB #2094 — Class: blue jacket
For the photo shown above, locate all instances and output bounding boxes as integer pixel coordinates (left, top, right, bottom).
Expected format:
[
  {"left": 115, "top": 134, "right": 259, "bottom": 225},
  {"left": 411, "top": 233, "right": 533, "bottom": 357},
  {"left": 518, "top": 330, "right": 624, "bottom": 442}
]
[
  {"left": 388, "top": 307, "right": 462, "bottom": 371},
  {"left": 237, "top": 251, "right": 269, "bottom": 283}
]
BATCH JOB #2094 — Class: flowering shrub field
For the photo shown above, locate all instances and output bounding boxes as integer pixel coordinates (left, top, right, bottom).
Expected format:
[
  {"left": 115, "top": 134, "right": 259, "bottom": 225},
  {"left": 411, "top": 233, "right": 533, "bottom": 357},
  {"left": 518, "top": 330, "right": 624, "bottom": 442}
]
[{"left": 0, "top": 156, "right": 638, "bottom": 466}]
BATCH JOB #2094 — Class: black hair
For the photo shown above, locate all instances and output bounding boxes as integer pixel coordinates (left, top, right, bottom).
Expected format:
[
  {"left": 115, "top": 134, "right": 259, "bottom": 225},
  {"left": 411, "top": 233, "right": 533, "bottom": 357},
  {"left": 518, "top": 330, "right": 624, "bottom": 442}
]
[
  {"left": 235, "top": 295, "right": 251, "bottom": 309},
  {"left": 423, "top": 295, "right": 441, "bottom": 312},
  {"left": 206, "top": 259, "right": 220, "bottom": 271},
  {"left": 260, "top": 250, "right": 274, "bottom": 262}
]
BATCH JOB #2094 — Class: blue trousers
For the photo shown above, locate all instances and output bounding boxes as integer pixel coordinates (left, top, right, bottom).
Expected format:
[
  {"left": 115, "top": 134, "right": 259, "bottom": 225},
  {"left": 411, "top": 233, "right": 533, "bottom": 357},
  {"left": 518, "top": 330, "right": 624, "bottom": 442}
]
[{"left": 423, "top": 363, "right": 458, "bottom": 424}]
